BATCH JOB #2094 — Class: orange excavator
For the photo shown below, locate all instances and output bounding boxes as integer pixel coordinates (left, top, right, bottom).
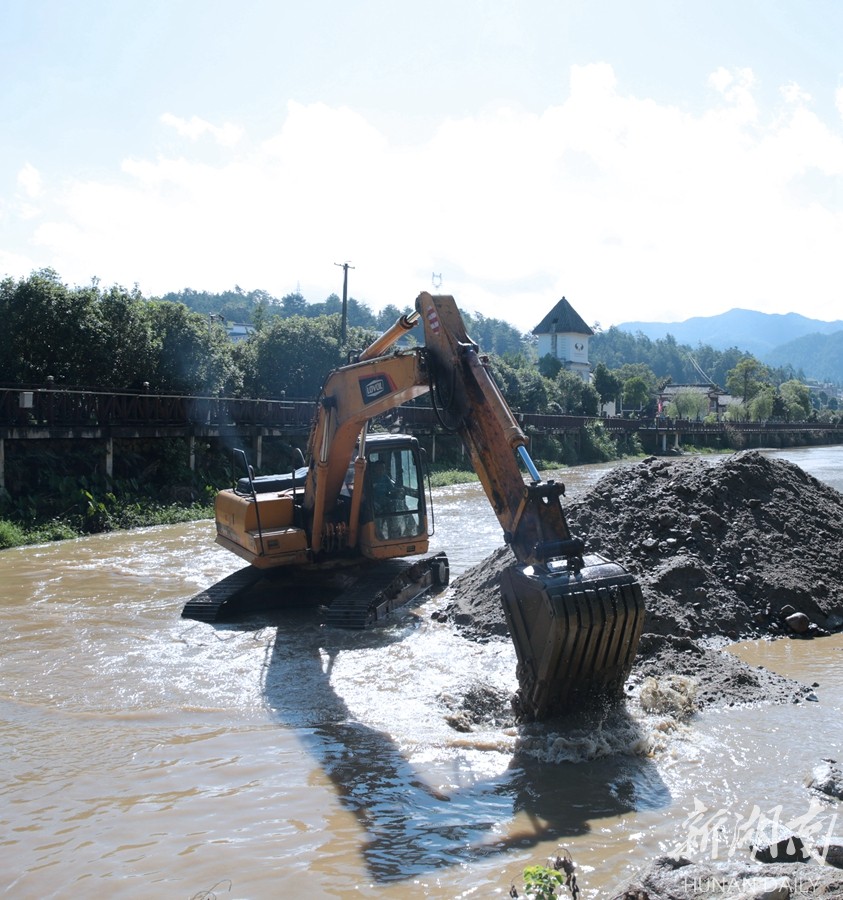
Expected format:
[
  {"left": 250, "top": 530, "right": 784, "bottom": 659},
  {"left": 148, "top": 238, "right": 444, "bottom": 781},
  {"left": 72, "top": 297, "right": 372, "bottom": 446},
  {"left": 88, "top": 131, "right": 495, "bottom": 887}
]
[{"left": 182, "top": 293, "right": 645, "bottom": 720}]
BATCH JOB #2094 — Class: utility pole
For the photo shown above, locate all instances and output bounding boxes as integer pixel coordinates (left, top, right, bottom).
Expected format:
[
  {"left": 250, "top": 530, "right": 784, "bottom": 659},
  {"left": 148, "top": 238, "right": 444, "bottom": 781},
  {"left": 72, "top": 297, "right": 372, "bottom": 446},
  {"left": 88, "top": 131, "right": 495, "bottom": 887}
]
[{"left": 334, "top": 261, "right": 355, "bottom": 343}]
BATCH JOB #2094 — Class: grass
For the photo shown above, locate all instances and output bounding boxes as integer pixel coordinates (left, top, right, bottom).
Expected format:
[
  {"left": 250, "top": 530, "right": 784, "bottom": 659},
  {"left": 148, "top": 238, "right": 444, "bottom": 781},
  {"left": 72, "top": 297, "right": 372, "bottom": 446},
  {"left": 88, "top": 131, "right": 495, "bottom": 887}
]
[
  {"left": 428, "top": 467, "right": 479, "bottom": 488},
  {"left": 0, "top": 502, "right": 215, "bottom": 551}
]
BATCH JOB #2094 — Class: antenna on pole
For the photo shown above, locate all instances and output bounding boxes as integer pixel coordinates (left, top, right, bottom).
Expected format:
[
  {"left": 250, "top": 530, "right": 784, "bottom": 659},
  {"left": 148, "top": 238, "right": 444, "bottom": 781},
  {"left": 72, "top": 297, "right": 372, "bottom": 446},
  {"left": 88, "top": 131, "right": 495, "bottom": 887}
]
[{"left": 334, "top": 261, "right": 355, "bottom": 343}]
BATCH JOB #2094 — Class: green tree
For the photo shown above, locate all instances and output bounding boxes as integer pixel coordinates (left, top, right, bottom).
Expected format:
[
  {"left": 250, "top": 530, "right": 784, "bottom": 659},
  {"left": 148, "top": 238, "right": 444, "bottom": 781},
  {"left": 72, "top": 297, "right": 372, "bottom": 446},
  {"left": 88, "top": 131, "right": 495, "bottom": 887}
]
[
  {"left": 622, "top": 375, "right": 651, "bottom": 412},
  {"left": 726, "top": 357, "right": 770, "bottom": 403},
  {"left": 462, "top": 310, "right": 528, "bottom": 356},
  {"left": 280, "top": 291, "right": 307, "bottom": 317},
  {"left": 616, "top": 362, "right": 657, "bottom": 393},
  {"left": 725, "top": 401, "right": 749, "bottom": 422},
  {"left": 556, "top": 369, "right": 599, "bottom": 415},
  {"left": 489, "top": 356, "right": 551, "bottom": 413},
  {"left": 778, "top": 379, "right": 812, "bottom": 421},
  {"left": 145, "top": 301, "right": 233, "bottom": 394},
  {"left": 748, "top": 386, "right": 774, "bottom": 422},
  {"left": 376, "top": 304, "right": 408, "bottom": 330},
  {"left": 537, "top": 353, "right": 563, "bottom": 379},
  {"left": 160, "top": 285, "right": 272, "bottom": 323},
  {"left": 97, "top": 284, "right": 156, "bottom": 387},
  {"left": 693, "top": 345, "right": 746, "bottom": 388},
  {"left": 0, "top": 269, "right": 105, "bottom": 384},
  {"left": 242, "top": 315, "right": 344, "bottom": 399},
  {"left": 592, "top": 362, "right": 622, "bottom": 408},
  {"left": 667, "top": 389, "right": 709, "bottom": 420}
]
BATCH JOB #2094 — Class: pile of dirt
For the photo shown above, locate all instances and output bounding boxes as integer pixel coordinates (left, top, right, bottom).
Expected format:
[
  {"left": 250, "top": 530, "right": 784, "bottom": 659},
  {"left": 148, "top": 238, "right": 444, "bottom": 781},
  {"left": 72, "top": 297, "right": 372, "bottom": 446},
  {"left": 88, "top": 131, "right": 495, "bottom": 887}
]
[{"left": 434, "top": 451, "right": 843, "bottom": 708}]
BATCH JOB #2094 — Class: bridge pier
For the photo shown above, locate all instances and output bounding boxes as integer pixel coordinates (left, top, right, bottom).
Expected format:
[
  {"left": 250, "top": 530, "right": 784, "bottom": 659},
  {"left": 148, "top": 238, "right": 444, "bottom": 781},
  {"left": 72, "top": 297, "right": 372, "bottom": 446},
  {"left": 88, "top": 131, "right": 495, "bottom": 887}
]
[
  {"left": 105, "top": 437, "right": 113, "bottom": 478},
  {"left": 0, "top": 438, "right": 4, "bottom": 490}
]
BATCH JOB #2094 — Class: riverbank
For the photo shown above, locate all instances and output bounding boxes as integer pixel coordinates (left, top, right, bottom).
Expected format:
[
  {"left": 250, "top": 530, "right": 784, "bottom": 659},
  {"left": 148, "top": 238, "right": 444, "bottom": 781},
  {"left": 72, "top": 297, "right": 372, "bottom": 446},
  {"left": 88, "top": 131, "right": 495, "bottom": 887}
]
[
  {"left": 0, "top": 417, "right": 638, "bottom": 548},
  {"left": 0, "top": 500, "right": 215, "bottom": 550},
  {"left": 437, "top": 450, "right": 843, "bottom": 895},
  {"left": 0, "top": 466, "right": 485, "bottom": 550}
]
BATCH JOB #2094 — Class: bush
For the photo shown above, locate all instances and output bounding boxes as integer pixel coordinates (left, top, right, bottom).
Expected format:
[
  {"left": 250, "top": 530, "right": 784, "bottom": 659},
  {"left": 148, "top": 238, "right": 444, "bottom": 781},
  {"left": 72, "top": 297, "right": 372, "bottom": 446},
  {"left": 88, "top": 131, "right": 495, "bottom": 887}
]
[
  {"left": 27, "top": 520, "right": 80, "bottom": 543},
  {"left": 580, "top": 422, "right": 618, "bottom": 462},
  {"left": 0, "top": 519, "right": 27, "bottom": 549}
]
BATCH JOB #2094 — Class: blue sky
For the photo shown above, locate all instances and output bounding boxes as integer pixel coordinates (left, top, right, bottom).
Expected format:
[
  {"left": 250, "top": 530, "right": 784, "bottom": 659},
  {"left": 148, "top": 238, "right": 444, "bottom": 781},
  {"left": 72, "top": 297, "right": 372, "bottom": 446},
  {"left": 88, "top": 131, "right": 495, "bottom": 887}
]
[{"left": 2, "top": 0, "right": 842, "bottom": 333}]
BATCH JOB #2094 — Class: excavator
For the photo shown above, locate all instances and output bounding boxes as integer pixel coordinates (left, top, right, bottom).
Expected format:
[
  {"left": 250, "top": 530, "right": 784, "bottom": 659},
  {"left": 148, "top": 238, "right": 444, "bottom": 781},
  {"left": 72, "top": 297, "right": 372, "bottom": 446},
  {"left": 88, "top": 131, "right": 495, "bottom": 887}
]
[{"left": 182, "top": 293, "right": 645, "bottom": 720}]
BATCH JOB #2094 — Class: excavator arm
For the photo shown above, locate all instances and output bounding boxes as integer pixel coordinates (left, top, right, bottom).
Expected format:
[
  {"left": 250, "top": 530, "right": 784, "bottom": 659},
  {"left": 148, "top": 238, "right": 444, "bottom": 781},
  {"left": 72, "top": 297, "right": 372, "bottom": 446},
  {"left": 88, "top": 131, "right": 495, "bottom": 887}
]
[
  {"left": 416, "top": 293, "right": 645, "bottom": 720},
  {"left": 302, "top": 293, "right": 581, "bottom": 564},
  {"left": 416, "top": 292, "right": 579, "bottom": 565}
]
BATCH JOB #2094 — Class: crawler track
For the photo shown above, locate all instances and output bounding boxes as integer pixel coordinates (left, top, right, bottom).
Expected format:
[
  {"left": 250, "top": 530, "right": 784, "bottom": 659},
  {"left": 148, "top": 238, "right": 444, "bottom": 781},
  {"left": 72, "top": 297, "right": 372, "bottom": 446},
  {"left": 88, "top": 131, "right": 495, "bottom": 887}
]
[
  {"left": 181, "top": 566, "right": 265, "bottom": 622},
  {"left": 326, "top": 552, "right": 449, "bottom": 629}
]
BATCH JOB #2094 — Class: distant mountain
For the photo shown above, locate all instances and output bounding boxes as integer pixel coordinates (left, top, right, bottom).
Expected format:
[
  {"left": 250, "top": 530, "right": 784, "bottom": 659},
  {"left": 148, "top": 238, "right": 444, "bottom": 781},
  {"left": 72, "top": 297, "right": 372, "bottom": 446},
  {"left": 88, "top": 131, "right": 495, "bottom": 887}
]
[
  {"left": 764, "top": 331, "right": 843, "bottom": 383},
  {"left": 618, "top": 308, "right": 843, "bottom": 382},
  {"left": 618, "top": 308, "right": 843, "bottom": 355}
]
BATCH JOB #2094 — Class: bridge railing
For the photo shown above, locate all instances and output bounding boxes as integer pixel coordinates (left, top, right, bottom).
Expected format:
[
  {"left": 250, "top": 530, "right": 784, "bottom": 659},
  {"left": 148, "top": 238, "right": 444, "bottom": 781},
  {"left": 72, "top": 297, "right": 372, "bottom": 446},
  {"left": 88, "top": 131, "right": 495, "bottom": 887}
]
[
  {"left": 2, "top": 386, "right": 840, "bottom": 435},
  {"left": 0, "top": 387, "right": 317, "bottom": 429}
]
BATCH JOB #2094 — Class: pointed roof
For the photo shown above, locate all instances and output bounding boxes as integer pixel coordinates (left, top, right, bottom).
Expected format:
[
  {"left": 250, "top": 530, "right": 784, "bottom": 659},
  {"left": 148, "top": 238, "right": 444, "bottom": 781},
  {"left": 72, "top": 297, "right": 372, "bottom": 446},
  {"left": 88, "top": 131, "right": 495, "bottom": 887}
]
[{"left": 532, "top": 297, "right": 594, "bottom": 336}]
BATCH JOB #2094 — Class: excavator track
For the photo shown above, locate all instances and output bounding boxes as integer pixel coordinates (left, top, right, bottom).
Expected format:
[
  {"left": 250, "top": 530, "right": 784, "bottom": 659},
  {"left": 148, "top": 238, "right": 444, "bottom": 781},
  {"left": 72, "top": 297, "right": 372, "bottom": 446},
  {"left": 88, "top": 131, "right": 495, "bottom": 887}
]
[
  {"left": 326, "top": 552, "right": 449, "bottom": 629},
  {"left": 181, "top": 565, "right": 265, "bottom": 622}
]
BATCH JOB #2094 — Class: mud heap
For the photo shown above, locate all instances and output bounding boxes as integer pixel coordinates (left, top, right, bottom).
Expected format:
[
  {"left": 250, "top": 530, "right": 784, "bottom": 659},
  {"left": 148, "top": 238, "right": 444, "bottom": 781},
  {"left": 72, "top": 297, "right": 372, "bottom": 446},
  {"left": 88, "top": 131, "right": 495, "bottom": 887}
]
[{"left": 436, "top": 451, "right": 843, "bottom": 707}]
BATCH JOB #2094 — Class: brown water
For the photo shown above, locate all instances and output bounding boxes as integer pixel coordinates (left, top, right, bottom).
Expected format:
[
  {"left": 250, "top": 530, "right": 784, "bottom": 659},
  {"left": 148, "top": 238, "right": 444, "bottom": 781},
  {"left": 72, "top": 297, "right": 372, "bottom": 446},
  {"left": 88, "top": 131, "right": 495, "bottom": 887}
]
[{"left": 2, "top": 447, "right": 841, "bottom": 897}]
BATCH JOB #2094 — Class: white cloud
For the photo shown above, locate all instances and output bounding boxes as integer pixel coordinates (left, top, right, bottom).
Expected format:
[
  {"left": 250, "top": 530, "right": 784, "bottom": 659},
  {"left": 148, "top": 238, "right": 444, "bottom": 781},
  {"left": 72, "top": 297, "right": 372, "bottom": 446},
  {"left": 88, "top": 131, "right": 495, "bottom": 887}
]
[
  {"left": 16, "top": 66, "right": 843, "bottom": 331},
  {"left": 17, "top": 163, "right": 43, "bottom": 198},
  {"left": 707, "top": 66, "right": 758, "bottom": 122},
  {"left": 0, "top": 247, "right": 37, "bottom": 276},
  {"left": 780, "top": 82, "right": 812, "bottom": 106},
  {"left": 160, "top": 113, "right": 243, "bottom": 147}
]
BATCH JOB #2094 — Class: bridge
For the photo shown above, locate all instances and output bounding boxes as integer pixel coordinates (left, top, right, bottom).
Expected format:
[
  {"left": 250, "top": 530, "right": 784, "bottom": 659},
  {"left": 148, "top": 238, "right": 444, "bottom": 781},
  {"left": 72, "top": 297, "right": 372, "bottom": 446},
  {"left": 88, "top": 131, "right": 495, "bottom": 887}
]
[{"left": 2, "top": 385, "right": 842, "bottom": 488}]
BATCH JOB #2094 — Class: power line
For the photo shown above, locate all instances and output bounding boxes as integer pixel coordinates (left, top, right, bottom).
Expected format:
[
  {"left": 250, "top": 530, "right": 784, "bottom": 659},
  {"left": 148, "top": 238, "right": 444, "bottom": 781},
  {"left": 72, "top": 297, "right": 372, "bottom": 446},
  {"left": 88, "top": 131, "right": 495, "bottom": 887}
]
[{"left": 688, "top": 353, "right": 713, "bottom": 383}]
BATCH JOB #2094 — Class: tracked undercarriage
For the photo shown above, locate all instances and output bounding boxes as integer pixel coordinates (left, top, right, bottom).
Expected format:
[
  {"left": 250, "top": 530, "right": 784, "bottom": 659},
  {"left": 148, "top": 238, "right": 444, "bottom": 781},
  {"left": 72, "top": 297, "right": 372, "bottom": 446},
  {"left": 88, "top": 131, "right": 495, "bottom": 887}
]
[{"left": 183, "top": 552, "right": 450, "bottom": 627}]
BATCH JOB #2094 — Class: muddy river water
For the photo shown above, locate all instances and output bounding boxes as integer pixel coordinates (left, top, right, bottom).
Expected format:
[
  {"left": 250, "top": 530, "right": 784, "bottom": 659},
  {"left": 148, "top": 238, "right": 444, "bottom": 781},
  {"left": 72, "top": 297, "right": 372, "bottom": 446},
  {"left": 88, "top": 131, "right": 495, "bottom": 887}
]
[{"left": 2, "top": 447, "right": 842, "bottom": 897}]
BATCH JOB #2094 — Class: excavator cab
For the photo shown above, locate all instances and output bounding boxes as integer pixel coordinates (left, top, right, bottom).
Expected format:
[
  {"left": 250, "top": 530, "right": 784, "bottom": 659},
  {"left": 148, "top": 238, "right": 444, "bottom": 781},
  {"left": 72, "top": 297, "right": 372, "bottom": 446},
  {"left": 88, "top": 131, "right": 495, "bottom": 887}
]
[{"left": 358, "top": 435, "right": 430, "bottom": 558}]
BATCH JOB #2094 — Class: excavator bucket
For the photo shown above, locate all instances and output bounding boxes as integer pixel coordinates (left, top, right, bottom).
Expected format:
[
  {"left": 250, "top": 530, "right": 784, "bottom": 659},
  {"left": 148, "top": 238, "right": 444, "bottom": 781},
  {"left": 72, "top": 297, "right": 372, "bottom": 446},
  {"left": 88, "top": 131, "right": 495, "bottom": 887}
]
[{"left": 500, "top": 555, "right": 645, "bottom": 721}]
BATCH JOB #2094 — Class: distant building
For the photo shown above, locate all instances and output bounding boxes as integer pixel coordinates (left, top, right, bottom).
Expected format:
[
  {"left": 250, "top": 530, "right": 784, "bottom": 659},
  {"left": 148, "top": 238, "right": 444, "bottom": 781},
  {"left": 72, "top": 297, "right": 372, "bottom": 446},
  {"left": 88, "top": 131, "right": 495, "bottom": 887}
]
[
  {"left": 532, "top": 296, "right": 593, "bottom": 382},
  {"left": 226, "top": 323, "right": 254, "bottom": 342},
  {"left": 657, "top": 383, "right": 728, "bottom": 419}
]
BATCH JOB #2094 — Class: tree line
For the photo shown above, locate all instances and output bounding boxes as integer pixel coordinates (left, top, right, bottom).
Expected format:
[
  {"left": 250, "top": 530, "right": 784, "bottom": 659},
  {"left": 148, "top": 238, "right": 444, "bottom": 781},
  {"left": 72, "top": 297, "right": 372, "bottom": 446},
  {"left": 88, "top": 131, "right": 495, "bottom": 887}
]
[
  {"left": 0, "top": 271, "right": 529, "bottom": 401},
  {"left": 589, "top": 326, "right": 837, "bottom": 422},
  {"left": 1, "top": 270, "right": 835, "bottom": 424}
]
